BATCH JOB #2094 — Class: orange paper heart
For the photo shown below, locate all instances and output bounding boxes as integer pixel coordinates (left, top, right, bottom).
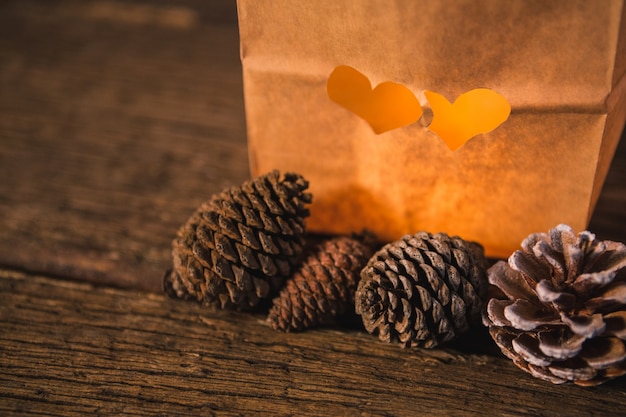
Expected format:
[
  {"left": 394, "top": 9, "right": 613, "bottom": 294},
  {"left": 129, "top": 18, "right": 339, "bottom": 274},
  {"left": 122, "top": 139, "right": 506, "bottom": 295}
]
[
  {"left": 327, "top": 65, "right": 423, "bottom": 134},
  {"left": 425, "top": 89, "right": 511, "bottom": 151}
]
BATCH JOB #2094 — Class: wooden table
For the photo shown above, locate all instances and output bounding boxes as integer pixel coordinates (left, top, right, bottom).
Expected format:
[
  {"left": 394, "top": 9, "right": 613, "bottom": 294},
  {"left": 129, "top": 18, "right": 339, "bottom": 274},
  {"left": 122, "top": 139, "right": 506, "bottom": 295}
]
[{"left": 2, "top": 1, "right": 626, "bottom": 415}]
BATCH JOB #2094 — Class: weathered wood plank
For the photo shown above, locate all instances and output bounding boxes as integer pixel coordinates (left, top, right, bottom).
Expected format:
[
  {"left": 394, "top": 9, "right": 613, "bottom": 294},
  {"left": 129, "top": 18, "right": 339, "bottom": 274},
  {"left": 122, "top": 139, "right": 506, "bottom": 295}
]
[
  {"left": 2, "top": 268, "right": 626, "bottom": 417},
  {"left": 0, "top": 0, "right": 249, "bottom": 291}
]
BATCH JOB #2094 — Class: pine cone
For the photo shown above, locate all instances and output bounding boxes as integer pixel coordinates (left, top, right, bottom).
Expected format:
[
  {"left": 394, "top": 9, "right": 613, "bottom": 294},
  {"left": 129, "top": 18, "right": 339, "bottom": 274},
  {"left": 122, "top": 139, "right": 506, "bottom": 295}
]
[
  {"left": 484, "top": 224, "right": 626, "bottom": 386},
  {"left": 163, "top": 170, "right": 312, "bottom": 310},
  {"left": 355, "top": 231, "right": 488, "bottom": 348},
  {"left": 267, "top": 234, "right": 376, "bottom": 332}
]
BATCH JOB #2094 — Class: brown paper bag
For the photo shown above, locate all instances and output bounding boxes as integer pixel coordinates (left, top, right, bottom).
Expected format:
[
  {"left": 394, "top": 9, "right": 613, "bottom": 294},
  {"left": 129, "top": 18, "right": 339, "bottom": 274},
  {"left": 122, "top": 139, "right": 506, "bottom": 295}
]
[{"left": 236, "top": 1, "right": 626, "bottom": 258}]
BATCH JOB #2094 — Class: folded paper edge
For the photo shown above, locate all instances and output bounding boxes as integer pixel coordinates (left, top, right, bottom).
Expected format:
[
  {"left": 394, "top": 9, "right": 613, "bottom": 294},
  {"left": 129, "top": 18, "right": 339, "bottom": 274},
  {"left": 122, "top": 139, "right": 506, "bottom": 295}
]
[{"left": 589, "top": 69, "right": 626, "bottom": 221}]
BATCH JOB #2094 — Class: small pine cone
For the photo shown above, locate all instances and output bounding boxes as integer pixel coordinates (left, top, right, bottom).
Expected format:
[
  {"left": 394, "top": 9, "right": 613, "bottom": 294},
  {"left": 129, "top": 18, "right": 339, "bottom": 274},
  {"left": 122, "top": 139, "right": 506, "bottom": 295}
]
[
  {"left": 355, "top": 231, "right": 488, "bottom": 348},
  {"left": 267, "top": 234, "right": 376, "bottom": 332},
  {"left": 484, "top": 224, "right": 626, "bottom": 386},
  {"left": 163, "top": 170, "right": 312, "bottom": 310}
]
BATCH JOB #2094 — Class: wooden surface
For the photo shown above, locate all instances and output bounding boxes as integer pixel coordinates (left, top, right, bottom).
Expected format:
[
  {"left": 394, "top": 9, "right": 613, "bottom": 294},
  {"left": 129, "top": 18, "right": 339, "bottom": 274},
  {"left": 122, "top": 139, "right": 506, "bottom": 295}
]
[
  {"left": 3, "top": 269, "right": 626, "bottom": 417},
  {"left": 1, "top": 0, "right": 626, "bottom": 415},
  {"left": 0, "top": 0, "right": 249, "bottom": 292}
]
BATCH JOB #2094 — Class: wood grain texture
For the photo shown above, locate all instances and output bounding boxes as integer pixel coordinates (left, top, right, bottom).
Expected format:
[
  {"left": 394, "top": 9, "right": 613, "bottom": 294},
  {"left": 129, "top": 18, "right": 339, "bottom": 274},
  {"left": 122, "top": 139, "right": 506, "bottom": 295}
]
[
  {"left": 0, "top": 0, "right": 249, "bottom": 291},
  {"left": 3, "top": 269, "right": 626, "bottom": 417}
]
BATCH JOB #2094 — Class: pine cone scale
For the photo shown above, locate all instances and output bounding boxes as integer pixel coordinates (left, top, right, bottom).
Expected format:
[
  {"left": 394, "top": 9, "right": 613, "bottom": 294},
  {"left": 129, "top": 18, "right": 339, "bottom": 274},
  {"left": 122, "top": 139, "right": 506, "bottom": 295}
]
[
  {"left": 220, "top": 201, "right": 244, "bottom": 223},
  {"left": 604, "top": 311, "right": 626, "bottom": 337},
  {"left": 509, "top": 250, "right": 552, "bottom": 284},
  {"left": 489, "top": 261, "right": 539, "bottom": 302},
  {"left": 214, "top": 234, "right": 238, "bottom": 263},
  {"left": 217, "top": 215, "right": 240, "bottom": 240},
  {"left": 195, "top": 224, "right": 214, "bottom": 247},
  {"left": 579, "top": 337, "right": 626, "bottom": 368},
  {"left": 241, "top": 206, "right": 263, "bottom": 228},
  {"left": 511, "top": 333, "right": 551, "bottom": 366},
  {"left": 232, "top": 265, "right": 252, "bottom": 291},
  {"left": 191, "top": 242, "right": 212, "bottom": 268},
  {"left": 275, "top": 217, "right": 294, "bottom": 235},
  {"left": 548, "top": 360, "right": 596, "bottom": 382},
  {"left": 237, "top": 223, "right": 261, "bottom": 250}
]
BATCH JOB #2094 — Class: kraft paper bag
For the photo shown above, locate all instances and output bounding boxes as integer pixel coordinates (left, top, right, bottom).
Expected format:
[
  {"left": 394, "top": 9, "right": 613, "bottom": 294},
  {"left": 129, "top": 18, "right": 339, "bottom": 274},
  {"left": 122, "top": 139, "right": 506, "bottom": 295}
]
[{"left": 236, "top": 1, "right": 626, "bottom": 258}]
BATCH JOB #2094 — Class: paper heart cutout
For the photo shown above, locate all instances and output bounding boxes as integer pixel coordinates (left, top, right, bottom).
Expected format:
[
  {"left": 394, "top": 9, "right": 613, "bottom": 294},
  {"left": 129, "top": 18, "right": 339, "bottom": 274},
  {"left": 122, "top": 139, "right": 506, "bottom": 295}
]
[
  {"left": 327, "top": 65, "right": 423, "bottom": 134},
  {"left": 424, "top": 89, "right": 511, "bottom": 151}
]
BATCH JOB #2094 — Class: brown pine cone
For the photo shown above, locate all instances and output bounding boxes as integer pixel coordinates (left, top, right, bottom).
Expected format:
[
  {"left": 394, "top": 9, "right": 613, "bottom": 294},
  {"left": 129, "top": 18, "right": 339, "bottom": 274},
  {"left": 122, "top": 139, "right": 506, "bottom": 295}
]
[
  {"left": 163, "top": 170, "right": 312, "bottom": 310},
  {"left": 484, "top": 224, "right": 626, "bottom": 386},
  {"left": 267, "top": 234, "right": 376, "bottom": 332},
  {"left": 356, "top": 231, "right": 488, "bottom": 348}
]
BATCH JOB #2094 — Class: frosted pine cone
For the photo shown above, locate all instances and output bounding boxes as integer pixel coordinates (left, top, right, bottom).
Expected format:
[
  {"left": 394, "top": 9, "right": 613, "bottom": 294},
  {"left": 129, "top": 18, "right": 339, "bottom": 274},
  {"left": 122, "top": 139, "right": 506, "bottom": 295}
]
[
  {"left": 484, "top": 224, "right": 626, "bottom": 386},
  {"left": 356, "top": 232, "right": 488, "bottom": 348},
  {"left": 267, "top": 234, "right": 376, "bottom": 332},
  {"left": 164, "top": 171, "right": 312, "bottom": 310}
]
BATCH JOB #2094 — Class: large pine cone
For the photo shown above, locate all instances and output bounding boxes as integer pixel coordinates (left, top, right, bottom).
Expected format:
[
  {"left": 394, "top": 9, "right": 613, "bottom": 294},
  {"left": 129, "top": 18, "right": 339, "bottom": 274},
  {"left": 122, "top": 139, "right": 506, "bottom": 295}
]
[
  {"left": 164, "top": 171, "right": 312, "bottom": 310},
  {"left": 267, "top": 234, "right": 376, "bottom": 332},
  {"left": 484, "top": 224, "right": 626, "bottom": 386},
  {"left": 356, "top": 231, "right": 488, "bottom": 348}
]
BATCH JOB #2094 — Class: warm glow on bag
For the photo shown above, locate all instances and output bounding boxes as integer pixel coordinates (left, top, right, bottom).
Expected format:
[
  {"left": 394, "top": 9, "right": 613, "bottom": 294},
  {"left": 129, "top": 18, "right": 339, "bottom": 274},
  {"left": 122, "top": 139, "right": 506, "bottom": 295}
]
[{"left": 237, "top": 1, "right": 626, "bottom": 258}]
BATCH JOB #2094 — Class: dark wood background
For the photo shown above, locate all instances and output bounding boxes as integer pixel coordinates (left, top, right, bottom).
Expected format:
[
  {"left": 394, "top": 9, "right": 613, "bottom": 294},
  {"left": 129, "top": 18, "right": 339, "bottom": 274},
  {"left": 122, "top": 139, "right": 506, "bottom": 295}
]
[{"left": 2, "top": 1, "right": 626, "bottom": 415}]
